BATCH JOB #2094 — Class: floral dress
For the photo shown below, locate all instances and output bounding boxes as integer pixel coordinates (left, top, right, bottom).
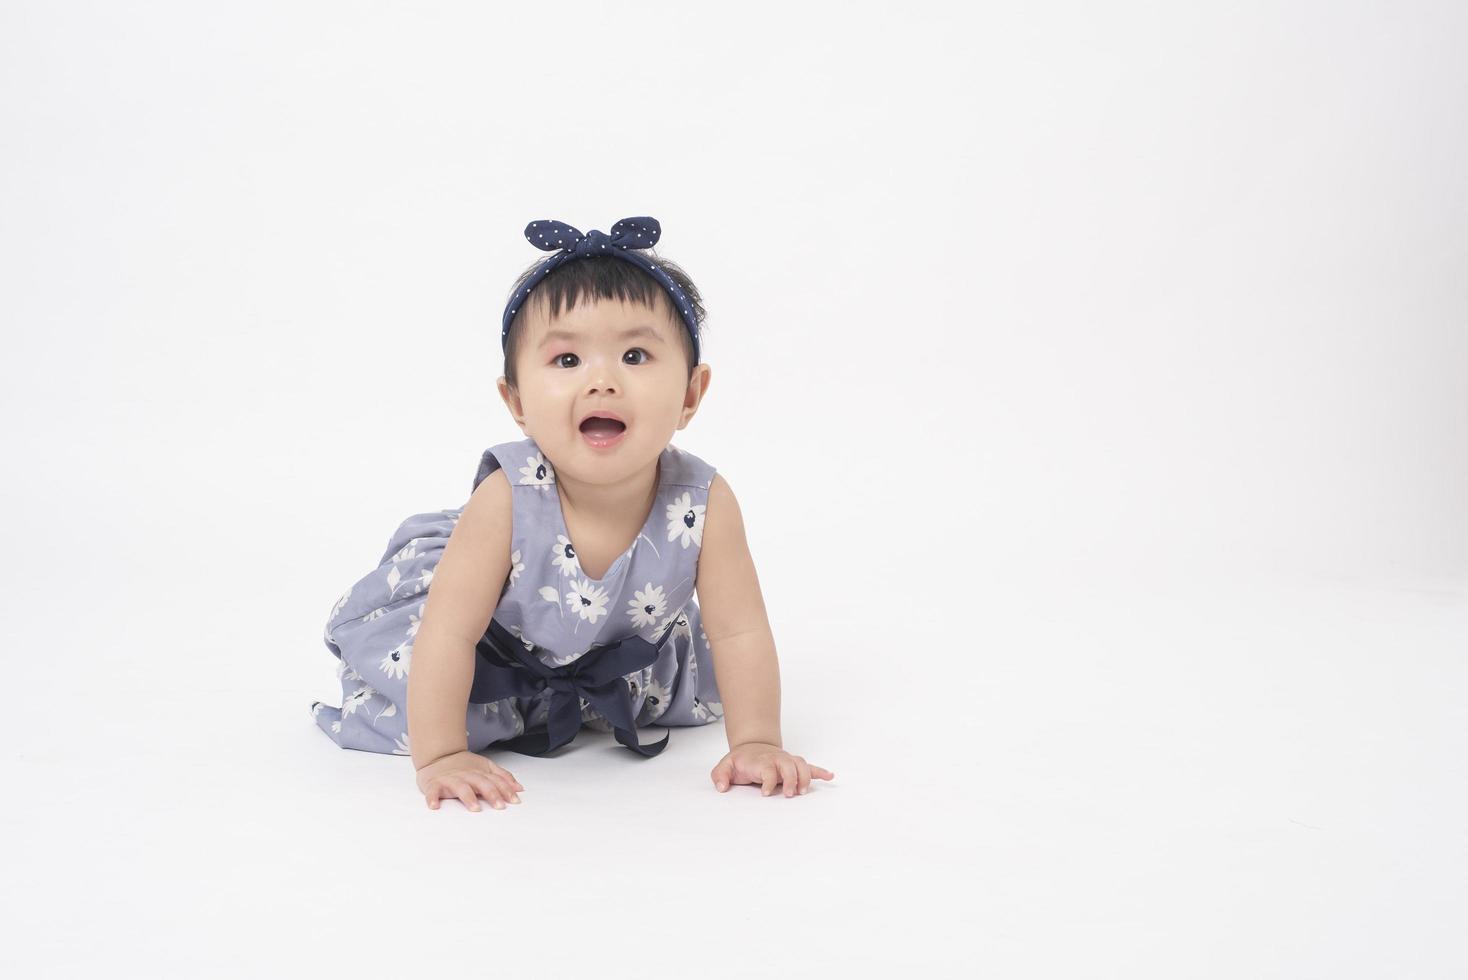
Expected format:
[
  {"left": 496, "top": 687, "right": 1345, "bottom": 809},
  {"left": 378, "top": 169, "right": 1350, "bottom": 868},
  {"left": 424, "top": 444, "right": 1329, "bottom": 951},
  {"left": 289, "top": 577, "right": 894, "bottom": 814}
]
[{"left": 310, "top": 436, "right": 723, "bottom": 758}]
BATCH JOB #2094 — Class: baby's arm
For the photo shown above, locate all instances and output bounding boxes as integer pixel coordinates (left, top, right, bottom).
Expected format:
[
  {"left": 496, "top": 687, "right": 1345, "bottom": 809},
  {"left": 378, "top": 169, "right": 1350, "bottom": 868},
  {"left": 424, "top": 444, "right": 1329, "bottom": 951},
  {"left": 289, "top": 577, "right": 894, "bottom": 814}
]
[
  {"left": 696, "top": 473, "right": 783, "bottom": 749},
  {"left": 407, "top": 468, "right": 512, "bottom": 769}
]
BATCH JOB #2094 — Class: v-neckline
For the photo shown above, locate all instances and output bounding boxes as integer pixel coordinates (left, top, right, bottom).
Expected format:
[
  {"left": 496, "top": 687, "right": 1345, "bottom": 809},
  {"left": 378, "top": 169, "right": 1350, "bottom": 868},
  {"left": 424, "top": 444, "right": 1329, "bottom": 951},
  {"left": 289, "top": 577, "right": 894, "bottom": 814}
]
[{"left": 546, "top": 446, "right": 667, "bottom": 585}]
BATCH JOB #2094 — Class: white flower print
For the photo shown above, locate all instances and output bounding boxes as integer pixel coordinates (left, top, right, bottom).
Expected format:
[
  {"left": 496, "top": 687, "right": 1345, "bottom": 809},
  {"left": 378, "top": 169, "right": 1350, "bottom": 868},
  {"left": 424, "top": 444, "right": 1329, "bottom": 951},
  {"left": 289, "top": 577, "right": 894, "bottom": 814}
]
[
  {"left": 507, "top": 549, "right": 524, "bottom": 589},
  {"left": 643, "top": 675, "right": 672, "bottom": 721},
  {"left": 507, "top": 623, "right": 537, "bottom": 652},
  {"left": 359, "top": 606, "right": 387, "bottom": 624},
  {"left": 544, "top": 647, "right": 583, "bottom": 667},
  {"left": 565, "top": 578, "right": 611, "bottom": 624},
  {"left": 538, "top": 586, "right": 561, "bottom": 604},
  {"left": 310, "top": 701, "right": 324, "bottom": 718},
  {"left": 328, "top": 587, "right": 352, "bottom": 622},
  {"left": 666, "top": 492, "right": 705, "bottom": 548},
  {"left": 392, "top": 732, "right": 411, "bottom": 755},
  {"left": 336, "top": 660, "right": 364, "bottom": 683},
  {"left": 653, "top": 611, "right": 693, "bottom": 645},
  {"left": 481, "top": 699, "right": 525, "bottom": 725},
  {"left": 689, "top": 698, "right": 714, "bottom": 723},
  {"left": 379, "top": 641, "right": 411, "bottom": 680},
  {"left": 331, "top": 720, "right": 342, "bottom": 734},
  {"left": 627, "top": 583, "right": 668, "bottom": 629},
  {"left": 517, "top": 452, "right": 555, "bottom": 488},
  {"left": 406, "top": 602, "right": 425, "bottom": 639},
  {"left": 342, "top": 685, "right": 376, "bottom": 717},
  {"left": 387, "top": 564, "right": 431, "bottom": 600},
  {"left": 388, "top": 540, "right": 419, "bottom": 563},
  {"left": 551, "top": 535, "right": 582, "bottom": 577},
  {"left": 634, "top": 530, "right": 662, "bottom": 560}
]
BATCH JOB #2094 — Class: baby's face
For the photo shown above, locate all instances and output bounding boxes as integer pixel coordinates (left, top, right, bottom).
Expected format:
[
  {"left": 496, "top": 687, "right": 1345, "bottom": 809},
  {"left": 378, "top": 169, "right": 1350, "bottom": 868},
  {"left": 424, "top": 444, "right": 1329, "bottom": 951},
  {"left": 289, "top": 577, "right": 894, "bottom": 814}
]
[{"left": 497, "top": 293, "right": 710, "bottom": 484}]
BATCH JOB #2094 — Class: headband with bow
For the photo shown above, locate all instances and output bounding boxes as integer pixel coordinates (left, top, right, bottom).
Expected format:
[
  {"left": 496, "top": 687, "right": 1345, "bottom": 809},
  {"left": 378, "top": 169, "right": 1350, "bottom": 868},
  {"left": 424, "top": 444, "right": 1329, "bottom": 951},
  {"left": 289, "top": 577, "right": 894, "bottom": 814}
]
[{"left": 500, "top": 216, "right": 701, "bottom": 364}]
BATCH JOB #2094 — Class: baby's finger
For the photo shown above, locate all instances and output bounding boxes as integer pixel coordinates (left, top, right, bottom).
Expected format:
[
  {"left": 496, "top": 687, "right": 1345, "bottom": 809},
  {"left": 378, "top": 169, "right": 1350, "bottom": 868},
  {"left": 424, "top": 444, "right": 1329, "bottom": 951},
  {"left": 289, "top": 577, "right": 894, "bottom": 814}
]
[
  {"left": 761, "top": 764, "right": 778, "bottom": 797},
  {"left": 435, "top": 778, "right": 472, "bottom": 811},
  {"left": 811, "top": 766, "right": 835, "bottom": 780},
  {"left": 778, "top": 758, "right": 798, "bottom": 797},
  {"left": 710, "top": 759, "right": 733, "bottom": 792},
  {"left": 447, "top": 780, "right": 482, "bottom": 812},
  {"left": 466, "top": 774, "right": 509, "bottom": 808},
  {"left": 793, "top": 757, "right": 812, "bottom": 794},
  {"left": 482, "top": 772, "right": 520, "bottom": 804},
  {"left": 490, "top": 764, "right": 524, "bottom": 792}
]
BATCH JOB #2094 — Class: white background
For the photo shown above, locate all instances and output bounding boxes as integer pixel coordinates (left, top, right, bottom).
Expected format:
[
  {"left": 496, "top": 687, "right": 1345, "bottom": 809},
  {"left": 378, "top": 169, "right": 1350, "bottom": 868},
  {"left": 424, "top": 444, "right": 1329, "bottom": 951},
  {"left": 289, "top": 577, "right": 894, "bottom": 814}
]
[{"left": 2, "top": 1, "right": 1464, "bottom": 976}]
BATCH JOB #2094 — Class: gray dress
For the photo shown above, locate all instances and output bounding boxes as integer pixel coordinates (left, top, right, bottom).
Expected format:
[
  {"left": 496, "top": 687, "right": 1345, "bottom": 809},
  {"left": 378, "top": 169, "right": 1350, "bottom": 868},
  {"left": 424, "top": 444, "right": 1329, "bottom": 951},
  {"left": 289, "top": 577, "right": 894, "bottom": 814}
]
[{"left": 310, "top": 437, "right": 724, "bottom": 758}]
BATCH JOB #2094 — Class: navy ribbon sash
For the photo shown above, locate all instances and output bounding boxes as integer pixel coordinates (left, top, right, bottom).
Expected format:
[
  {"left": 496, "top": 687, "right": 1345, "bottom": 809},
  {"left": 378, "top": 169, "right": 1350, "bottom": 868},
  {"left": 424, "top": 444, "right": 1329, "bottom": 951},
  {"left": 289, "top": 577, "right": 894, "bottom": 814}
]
[{"left": 468, "top": 616, "right": 679, "bottom": 758}]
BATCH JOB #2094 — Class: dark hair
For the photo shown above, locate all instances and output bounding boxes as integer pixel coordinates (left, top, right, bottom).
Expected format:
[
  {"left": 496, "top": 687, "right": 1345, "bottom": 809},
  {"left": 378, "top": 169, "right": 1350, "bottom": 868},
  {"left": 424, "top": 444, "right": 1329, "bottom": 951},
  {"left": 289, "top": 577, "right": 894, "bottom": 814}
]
[{"left": 501, "top": 252, "right": 707, "bottom": 389}]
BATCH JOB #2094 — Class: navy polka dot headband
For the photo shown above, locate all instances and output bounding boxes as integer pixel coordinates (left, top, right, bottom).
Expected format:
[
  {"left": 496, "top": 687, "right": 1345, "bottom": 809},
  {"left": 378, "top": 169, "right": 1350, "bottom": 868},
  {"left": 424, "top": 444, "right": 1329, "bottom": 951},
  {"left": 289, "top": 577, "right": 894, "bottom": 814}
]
[{"left": 501, "top": 216, "right": 700, "bottom": 364}]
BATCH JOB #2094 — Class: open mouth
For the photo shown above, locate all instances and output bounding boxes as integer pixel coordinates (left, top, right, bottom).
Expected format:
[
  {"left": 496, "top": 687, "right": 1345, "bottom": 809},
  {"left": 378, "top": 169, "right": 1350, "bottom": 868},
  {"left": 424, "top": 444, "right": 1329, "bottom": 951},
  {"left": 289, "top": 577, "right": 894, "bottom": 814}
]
[{"left": 579, "top": 415, "right": 627, "bottom": 447}]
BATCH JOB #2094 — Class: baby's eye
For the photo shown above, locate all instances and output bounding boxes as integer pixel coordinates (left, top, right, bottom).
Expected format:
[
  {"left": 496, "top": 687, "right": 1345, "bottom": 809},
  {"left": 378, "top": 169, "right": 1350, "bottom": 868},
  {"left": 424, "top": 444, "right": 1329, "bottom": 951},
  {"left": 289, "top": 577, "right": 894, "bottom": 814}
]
[
  {"left": 554, "top": 353, "right": 579, "bottom": 368},
  {"left": 623, "top": 348, "right": 649, "bottom": 365}
]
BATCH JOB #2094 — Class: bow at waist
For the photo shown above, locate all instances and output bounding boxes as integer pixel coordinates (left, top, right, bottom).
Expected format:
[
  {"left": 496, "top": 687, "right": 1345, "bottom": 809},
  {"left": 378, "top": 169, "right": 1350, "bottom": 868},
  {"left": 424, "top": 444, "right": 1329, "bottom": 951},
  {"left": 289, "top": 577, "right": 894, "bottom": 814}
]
[{"left": 468, "top": 616, "right": 678, "bottom": 758}]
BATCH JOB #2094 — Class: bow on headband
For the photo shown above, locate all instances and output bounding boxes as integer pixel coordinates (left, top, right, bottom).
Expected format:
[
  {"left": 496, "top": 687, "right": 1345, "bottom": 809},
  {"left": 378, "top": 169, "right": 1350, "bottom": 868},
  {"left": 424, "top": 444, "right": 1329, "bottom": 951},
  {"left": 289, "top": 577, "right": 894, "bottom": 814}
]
[
  {"left": 529, "top": 217, "right": 659, "bottom": 256},
  {"left": 501, "top": 215, "right": 701, "bottom": 364}
]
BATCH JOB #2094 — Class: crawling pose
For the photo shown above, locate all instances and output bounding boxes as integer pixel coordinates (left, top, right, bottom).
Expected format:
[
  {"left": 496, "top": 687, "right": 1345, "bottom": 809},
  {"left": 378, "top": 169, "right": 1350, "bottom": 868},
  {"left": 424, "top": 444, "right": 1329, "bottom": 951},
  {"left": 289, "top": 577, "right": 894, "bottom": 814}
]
[{"left": 312, "top": 216, "right": 834, "bottom": 810}]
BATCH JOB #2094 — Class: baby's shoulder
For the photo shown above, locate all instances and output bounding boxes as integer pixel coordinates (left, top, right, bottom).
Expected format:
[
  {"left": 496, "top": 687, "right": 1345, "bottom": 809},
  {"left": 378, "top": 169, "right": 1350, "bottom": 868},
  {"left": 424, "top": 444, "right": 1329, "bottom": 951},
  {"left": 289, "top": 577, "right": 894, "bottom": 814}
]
[
  {"left": 705, "top": 470, "right": 730, "bottom": 498},
  {"left": 702, "top": 471, "right": 742, "bottom": 530},
  {"left": 462, "top": 465, "right": 512, "bottom": 524},
  {"left": 481, "top": 465, "right": 510, "bottom": 491}
]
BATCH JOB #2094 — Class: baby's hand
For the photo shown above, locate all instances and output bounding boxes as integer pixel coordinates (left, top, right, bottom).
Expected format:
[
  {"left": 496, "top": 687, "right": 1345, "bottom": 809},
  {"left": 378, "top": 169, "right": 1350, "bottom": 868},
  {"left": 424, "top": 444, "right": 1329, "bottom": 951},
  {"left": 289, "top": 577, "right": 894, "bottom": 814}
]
[
  {"left": 710, "top": 742, "right": 835, "bottom": 797},
  {"left": 415, "top": 750, "right": 524, "bottom": 811}
]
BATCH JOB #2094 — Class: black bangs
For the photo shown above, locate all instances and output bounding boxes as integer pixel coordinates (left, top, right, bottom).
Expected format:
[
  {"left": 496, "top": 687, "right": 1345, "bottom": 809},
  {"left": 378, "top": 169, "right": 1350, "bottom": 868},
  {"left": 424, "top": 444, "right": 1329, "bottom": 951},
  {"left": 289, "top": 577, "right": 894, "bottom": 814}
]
[{"left": 501, "top": 253, "right": 707, "bottom": 389}]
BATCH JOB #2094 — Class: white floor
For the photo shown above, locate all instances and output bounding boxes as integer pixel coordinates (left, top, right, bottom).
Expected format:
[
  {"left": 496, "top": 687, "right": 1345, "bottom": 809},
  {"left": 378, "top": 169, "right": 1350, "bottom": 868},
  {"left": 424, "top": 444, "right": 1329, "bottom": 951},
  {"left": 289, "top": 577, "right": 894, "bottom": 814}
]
[
  {"left": 4, "top": 565, "right": 1464, "bottom": 977},
  {"left": 2, "top": 0, "right": 1463, "bottom": 973}
]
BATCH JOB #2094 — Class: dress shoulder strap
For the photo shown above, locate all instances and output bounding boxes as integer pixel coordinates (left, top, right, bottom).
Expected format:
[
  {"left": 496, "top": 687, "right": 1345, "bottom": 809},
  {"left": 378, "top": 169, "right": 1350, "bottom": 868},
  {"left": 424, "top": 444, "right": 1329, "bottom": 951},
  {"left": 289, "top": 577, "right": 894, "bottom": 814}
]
[
  {"left": 472, "top": 437, "right": 553, "bottom": 494},
  {"left": 659, "top": 442, "right": 717, "bottom": 493}
]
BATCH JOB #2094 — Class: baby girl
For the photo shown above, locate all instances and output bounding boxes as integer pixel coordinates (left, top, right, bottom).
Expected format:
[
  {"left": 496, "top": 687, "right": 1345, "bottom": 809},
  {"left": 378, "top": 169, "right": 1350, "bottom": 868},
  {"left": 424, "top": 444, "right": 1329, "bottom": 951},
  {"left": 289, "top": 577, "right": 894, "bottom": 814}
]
[{"left": 311, "top": 216, "right": 835, "bottom": 810}]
